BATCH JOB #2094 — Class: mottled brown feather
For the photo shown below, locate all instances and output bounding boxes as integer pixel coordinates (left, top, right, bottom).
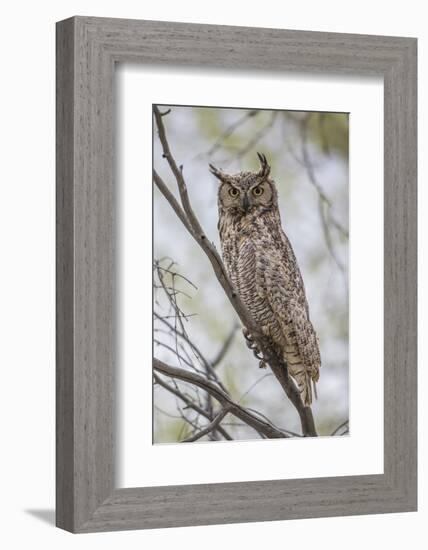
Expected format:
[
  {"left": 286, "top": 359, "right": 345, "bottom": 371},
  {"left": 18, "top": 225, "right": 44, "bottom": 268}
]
[{"left": 213, "top": 155, "right": 321, "bottom": 406}]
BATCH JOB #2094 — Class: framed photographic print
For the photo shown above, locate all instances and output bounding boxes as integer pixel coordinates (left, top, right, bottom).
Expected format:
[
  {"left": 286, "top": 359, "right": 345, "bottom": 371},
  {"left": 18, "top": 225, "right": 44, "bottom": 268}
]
[
  {"left": 150, "top": 103, "right": 349, "bottom": 445},
  {"left": 56, "top": 16, "right": 417, "bottom": 532}
]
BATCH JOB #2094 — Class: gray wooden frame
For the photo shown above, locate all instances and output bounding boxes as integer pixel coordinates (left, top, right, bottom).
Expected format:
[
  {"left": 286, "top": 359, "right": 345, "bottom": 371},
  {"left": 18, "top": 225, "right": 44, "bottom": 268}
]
[{"left": 56, "top": 16, "right": 417, "bottom": 533}]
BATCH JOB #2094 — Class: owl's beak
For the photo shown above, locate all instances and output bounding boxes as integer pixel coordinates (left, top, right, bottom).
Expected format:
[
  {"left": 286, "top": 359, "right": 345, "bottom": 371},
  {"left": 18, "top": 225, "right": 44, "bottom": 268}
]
[{"left": 241, "top": 193, "right": 251, "bottom": 212}]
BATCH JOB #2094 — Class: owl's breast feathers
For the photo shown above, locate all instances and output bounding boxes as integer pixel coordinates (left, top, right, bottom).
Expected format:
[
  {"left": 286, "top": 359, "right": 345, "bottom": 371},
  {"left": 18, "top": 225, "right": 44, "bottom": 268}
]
[{"left": 219, "top": 211, "right": 321, "bottom": 406}]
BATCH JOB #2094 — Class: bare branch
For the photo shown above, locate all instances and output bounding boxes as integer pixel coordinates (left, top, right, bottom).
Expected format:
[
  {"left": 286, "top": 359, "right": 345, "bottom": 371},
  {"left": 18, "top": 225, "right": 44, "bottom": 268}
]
[
  {"left": 153, "top": 171, "right": 194, "bottom": 236},
  {"left": 284, "top": 113, "right": 349, "bottom": 243},
  {"left": 202, "top": 110, "right": 259, "bottom": 157},
  {"left": 155, "top": 263, "right": 198, "bottom": 290},
  {"left": 244, "top": 407, "right": 302, "bottom": 438},
  {"left": 154, "top": 358, "right": 290, "bottom": 439},
  {"left": 238, "top": 372, "right": 273, "bottom": 403},
  {"left": 296, "top": 118, "right": 349, "bottom": 303},
  {"left": 217, "top": 112, "right": 278, "bottom": 167},
  {"left": 154, "top": 106, "right": 205, "bottom": 238},
  {"left": 154, "top": 257, "right": 230, "bottom": 435},
  {"left": 154, "top": 338, "right": 202, "bottom": 374},
  {"left": 211, "top": 324, "right": 239, "bottom": 367},
  {"left": 154, "top": 311, "right": 230, "bottom": 394},
  {"left": 331, "top": 419, "right": 349, "bottom": 436},
  {"left": 153, "top": 373, "right": 233, "bottom": 441},
  {"left": 181, "top": 407, "right": 232, "bottom": 442}
]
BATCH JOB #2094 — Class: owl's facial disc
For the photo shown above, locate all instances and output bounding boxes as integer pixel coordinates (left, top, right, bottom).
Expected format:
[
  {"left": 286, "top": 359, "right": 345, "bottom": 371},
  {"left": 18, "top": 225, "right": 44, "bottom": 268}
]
[
  {"left": 219, "top": 178, "right": 274, "bottom": 214},
  {"left": 215, "top": 159, "right": 276, "bottom": 214}
]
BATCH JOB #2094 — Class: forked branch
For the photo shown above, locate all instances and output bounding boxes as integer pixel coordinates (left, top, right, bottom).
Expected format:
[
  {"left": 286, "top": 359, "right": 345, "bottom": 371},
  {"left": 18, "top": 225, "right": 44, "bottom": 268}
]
[{"left": 154, "top": 359, "right": 289, "bottom": 439}]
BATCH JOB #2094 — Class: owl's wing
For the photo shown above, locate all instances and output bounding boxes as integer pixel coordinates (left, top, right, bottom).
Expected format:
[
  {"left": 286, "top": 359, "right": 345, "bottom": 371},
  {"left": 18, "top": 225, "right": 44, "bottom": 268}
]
[
  {"left": 285, "top": 295, "right": 321, "bottom": 382},
  {"left": 258, "top": 251, "right": 321, "bottom": 382}
]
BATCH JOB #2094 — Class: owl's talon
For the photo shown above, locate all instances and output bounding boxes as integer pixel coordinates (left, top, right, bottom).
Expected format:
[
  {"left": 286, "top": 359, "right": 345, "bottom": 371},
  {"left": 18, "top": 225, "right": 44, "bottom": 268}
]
[
  {"left": 242, "top": 327, "right": 253, "bottom": 342},
  {"left": 243, "top": 329, "right": 259, "bottom": 352},
  {"left": 243, "top": 328, "right": 268, "bottom": 365}
]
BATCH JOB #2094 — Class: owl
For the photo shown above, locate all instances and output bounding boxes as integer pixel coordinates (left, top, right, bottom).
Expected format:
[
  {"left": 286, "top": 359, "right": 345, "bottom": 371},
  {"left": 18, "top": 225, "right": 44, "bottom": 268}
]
[{"left": 209, "top": 153, "right": 321, "bottom": 406}]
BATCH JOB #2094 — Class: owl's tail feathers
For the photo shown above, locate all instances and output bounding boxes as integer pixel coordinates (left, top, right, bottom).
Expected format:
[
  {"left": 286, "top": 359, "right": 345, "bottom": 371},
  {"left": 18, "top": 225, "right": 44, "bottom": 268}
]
[
  {"left": 312, "top": 380, "right": 318, "bottom": 401},
  {"left": 294, "top": 371, "right": 317, "bottom": 407}
]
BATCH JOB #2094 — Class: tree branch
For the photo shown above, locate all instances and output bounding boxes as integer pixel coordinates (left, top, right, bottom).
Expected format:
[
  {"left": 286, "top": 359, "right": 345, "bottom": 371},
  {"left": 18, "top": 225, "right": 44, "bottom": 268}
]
[
  {"left": 331, "top": 419, "right": 349, "bottom": 436},
  {"left": 154, "top": 359, "right": 290, "bottom": 439},
  {"left": 298, "top": 115, "right": 349, "bottom": 278},
  {"left": 153, "top": 373, "right": 233, "bottom": 441},
  {"left": 181, "top": 407, "right": 231, "bottom": 442},
  {"left": 203, "top": 110, "right": 258, "bottom": 157},
  {"left": 154, "top": 311, "right": 230, "bottom": 394},
  {"left": 211, "top": 324, "right": 239, "bottom": 367},
  {"left": 217, "top": 111, "right": 278, "bottom": 166},
  {"left": 153, "top": 171, "right": 195, "bottom": 236}
]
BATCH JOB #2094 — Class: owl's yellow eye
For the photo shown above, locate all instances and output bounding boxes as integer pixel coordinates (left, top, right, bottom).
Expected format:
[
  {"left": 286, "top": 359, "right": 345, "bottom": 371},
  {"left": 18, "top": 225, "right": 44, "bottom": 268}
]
[
  {"left": 252, "top": 186, "right": 264, "bottom": 196},
  {"left": 229, "top": 188, "right": 239, "bottom": 198}
]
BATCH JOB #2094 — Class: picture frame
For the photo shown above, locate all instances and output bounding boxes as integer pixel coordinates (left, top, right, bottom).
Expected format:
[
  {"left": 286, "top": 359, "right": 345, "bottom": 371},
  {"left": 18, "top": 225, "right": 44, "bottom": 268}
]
[{"left": 56, "top": 16, "right": 417, "bottom": 533}]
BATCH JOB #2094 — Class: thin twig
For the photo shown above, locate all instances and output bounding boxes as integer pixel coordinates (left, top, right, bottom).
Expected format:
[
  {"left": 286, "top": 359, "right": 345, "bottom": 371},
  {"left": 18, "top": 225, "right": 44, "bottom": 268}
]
[
  {"left": 211, "top": 324, "right": 239, "bottom": 367},
  {"left": 154, "top": 339, "right": 204, "bottom": 375},
  {"left": 331, "top": 419, "right": 349, "bottom": 436},
  {"left": 245, "top": 407, "right": 302, "bottom": 438},
  {"left": 181, "top": 407, "right": 231, "bottom": 442},
  {"left": 153, "top": 171, "right": 194, "bottom": 236},
  {"left": 155, "top": 262, "right": 198, "bottom": 290},
  {"left": 201, "top": 110, "right": 259, "bottom": 157},
  {"left": 153, "top": 373, "right": 233, "bottom": 441},
  {"left": 217, "top": 111, "right": 278, "bottom": 166},
  {"left": 238, "top": 373, "right": 273, "bottom": 403},
  {"left": 154, "top": 358, "right": 289, "bottom": 439},
  {"left": 154, "top": 311, "right": 230, "bottom": 394},
  {"left": 294, "top": 115, "right": 349, "bottom": 302}
]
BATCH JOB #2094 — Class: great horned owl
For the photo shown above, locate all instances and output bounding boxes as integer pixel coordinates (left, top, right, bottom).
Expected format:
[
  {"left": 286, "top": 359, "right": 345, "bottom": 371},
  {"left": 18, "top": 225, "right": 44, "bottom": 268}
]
[{"left": 210, "top": 153, "right": 321, "bottom": 406}]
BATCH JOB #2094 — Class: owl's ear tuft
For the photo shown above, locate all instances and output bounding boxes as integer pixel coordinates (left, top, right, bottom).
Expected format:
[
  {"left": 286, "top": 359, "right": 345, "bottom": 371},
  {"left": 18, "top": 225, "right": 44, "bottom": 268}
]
[
  {"left": 209, "top": 163, "right": 229, "bottom": 183},
  {"left": 256, "top": 152, "right": 271, "bottom": 179}
]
